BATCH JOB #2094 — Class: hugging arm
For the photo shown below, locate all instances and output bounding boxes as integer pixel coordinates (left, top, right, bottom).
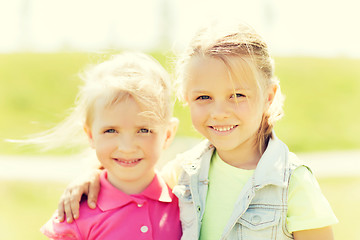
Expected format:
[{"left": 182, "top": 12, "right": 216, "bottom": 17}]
[{"left": 57, "top": 169, "right": 102, "bottom": 223}]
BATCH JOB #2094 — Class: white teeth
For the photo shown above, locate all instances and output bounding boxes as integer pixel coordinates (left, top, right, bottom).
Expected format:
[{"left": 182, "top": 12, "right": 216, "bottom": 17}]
[
  {"left": 114, "top": 159, "right": 140, "bottom": 164},
  {"left": 212, "top": 125, "right": 236, "bottom": 132}
]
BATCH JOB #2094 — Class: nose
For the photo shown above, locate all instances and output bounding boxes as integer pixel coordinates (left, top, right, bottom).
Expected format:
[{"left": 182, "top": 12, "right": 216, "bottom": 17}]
[
  {"left": 116, "top": 135, "right": 137, "bottom": 154},
  {"left": 210, "top": 100, "right": 231, "bottom": 120}
]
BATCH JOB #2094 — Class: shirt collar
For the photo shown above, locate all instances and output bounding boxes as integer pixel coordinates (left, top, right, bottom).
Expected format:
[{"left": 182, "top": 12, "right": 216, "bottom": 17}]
[{"left": 97, "top": 171, "right": 173, "bottom": 212}]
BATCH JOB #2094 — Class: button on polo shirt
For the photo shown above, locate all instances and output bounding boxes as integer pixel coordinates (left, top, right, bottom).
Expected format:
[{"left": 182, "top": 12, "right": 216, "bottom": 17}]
[{"left": 41, "top": 171, "right": 182, "bottom": 240}]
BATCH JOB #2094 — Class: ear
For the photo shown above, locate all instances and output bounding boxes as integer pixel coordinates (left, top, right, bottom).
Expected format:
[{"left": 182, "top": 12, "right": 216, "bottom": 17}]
[
  {"left": 162, "top": 117, "right": 179, "bottom": 150},
  {"left": 84, "top": 124, "right": 95, "bottom": 149},
  {"left": 265, "top": 84, "right": 278, "bottom": 109},
  {"left": 182, "top": 93, "right": 190, "bottom": 106}
]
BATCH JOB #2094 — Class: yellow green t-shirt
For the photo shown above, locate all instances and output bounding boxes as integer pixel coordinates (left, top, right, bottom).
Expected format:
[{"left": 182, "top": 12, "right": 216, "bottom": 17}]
[
  {"left": 198, "top": 151, "right": 338, "bottom": 240},
  {"left": 199, "top": 151, "right": 254, "bottom": 240}
]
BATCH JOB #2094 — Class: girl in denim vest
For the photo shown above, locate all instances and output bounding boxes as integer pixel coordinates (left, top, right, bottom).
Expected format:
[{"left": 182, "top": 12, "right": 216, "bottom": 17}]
[{"left": 56, "top": 22, "right": 337, "bottom": 240}]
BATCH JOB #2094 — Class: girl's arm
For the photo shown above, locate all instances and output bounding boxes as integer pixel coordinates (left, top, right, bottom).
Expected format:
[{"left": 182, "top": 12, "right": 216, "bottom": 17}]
[
  {"left": 57, "top": 169, "right": 102, "bottom": 223},
  {"left": 288, "top": 166, "right": 337, "bottom": 239},
  {"left": 56, "top": 124, "right": 177, "bottom": 223},
  {"left": 57, "top": 153, "right": 183, "bottom": 223},
  {"left": 293, "top": 226, "right": 334, "bottom": 240}
]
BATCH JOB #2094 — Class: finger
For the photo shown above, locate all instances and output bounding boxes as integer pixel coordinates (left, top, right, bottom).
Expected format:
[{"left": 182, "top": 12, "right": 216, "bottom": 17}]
[
  {"left": 69, "top": 189, "right": 83, "bottom": 219},
  {"left": 87, "top": 171, "right": 101, "bottom": 209},
  {"left": 63, "top": 191, "right": 74, "bottom": 223},
  {"left": 57, "top": 198, "right": 66, "bottom": 222}
]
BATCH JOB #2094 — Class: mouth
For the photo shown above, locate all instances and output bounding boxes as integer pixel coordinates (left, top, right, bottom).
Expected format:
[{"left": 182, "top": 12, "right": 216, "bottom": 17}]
[
  {"left": 209, "top": 125, "right": 238, "bottom": 133},
  {"left": 112, "top": 158, "right": 142, "bottom": 167}
]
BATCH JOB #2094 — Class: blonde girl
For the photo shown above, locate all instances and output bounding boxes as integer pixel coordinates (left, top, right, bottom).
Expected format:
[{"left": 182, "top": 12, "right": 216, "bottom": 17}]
[
  {"left": 57, "top": 22, "right": 338, "bottom": 240},
  {"left": 38, "top": 52, "right": 182, "bottom": 239}
]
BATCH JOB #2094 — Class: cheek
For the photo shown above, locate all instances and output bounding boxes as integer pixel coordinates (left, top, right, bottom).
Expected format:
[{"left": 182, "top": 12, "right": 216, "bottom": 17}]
[
  {"left": 232, "top": 102, "right": 250, "bottom": 119},
  {"left": 246, "top": 104, "right": 266, "bottom": 129},
  {"left": 94, "top": 138, "right": 115, "bottom": 155},
  {"left": 236, "top": 101, "right": 261, "bottom": 117},
  {"left": 189, "top": 104, "right": 205, "bottom": 123},
  {"left": 139, "top": 136, "right": 163, "bottom": 157}
]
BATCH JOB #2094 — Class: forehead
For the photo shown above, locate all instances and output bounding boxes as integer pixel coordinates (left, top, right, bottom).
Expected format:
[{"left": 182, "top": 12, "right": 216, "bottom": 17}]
[
  {"left": 92, "top": 95, "right": 162, "bottom": 126},
  {"left": 93, "top": 95, "right": 137, "bottom": 119},
  {"left": 187, "top": 56, "right": 258, "bottom": 91},
  {"left": 189, "top": 57, "right": 228, "bottom": 79}
]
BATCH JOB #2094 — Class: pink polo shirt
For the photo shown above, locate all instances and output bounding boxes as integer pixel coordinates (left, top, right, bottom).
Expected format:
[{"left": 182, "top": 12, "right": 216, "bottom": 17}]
[{"left": 41, "top": 171, "right": 182, "bottom": 240}]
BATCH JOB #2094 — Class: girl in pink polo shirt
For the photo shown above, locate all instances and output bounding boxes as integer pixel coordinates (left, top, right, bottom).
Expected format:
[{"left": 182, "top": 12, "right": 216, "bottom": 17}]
[{"left": 38, "top": 52, "right": 182, "bottom": 239}]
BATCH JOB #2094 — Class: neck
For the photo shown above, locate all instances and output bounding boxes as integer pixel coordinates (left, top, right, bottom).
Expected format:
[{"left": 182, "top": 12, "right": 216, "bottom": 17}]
[
  {"left": 216, "top": 139, "right": 262, "bottom": 170},
  {"left": 106, "top": 170, "right": 155, "bottom": 195}
]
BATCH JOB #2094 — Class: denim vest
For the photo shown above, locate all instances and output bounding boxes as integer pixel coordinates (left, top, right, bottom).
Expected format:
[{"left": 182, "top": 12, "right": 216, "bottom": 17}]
[{"left": 173, "top": 137, "right": 305, "bottom": 240}]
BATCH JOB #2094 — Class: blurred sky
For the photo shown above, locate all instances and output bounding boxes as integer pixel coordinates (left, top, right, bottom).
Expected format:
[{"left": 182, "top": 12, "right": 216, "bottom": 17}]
[{"left": 0, "top": 0, "right": 359, "bottom": 57}]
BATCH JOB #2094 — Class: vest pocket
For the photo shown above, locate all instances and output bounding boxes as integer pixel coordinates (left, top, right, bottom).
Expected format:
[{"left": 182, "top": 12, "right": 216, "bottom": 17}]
[{"left": 237, "top": 207, "right": 281, "bottom": 239}]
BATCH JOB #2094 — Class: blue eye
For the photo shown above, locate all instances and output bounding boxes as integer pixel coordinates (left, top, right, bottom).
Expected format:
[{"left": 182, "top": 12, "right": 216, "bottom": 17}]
[
  {"left": 104, "top": 129, "right": 117, "bottom": 134},
  {"left": 231, "top": 93, "right": 245, "bottom": 98},
  {"left": 196, "top": 95, "right": 211, "bottom": 100},
  {"left": 139, "top": 128, "right": 151, "bottom": 134}
]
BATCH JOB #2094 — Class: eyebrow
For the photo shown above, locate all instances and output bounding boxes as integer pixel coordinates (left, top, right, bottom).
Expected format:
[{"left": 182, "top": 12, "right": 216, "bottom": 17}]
[
  {"left": 190, "top": 88, "right": 250, "bottom": 94},
  {"left": 99, "top": 125, "right": 118, "bottom": 130},
  {"left": 190, "top": 90, "right": 209, "bottom": 94},
  {"left": 100, "top": 119, "right": 162, "bottom": 127}
]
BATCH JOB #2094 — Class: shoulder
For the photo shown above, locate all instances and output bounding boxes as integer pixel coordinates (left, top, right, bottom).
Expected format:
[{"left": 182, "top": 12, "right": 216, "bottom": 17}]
[
  {"left": 149, "top": 173, "right": 179, "bottom": 203},
  {"left": 288, "top": 152, "right": 312, "bottom": 171},
  {"left": 162, "top": 140, "right": 211, "bottom": 173},
  {"left": 175, "top": 139, "right": 213, "bottom": 163},
  {"left": 78, "top": 198, "right": 102, "bottom": 216},
  {"left": 161, "top": 139, "right": 213, "bottom": 188},
  {"left": 289, "top": 165, "right": 318, "bottom": 194},
  {"left": 287, "top": 151, "right": 318, "bottom": 194},
  {"left": 287, "top": 166, "right": 338, "bottom": 233}
]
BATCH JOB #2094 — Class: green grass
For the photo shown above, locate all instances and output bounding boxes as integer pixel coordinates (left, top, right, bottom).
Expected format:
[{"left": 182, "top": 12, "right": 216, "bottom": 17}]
[
  {"left": 0, "top": 53, "right": 88, "bottom": 155},
  {"left": 319, "top": 177, "right": 360, "bottom": 240},
  {"left": 274, "top": 57, "right": 360, "bottom": 152},
  {"left": 1, "top": 177, "right": 357, "bottom": 239},
  {"left": 1, "top": 53, "right": 360, "bottom": 154},
  {"left": 0, "top": 180, "right": 67, "bottom": 240}
]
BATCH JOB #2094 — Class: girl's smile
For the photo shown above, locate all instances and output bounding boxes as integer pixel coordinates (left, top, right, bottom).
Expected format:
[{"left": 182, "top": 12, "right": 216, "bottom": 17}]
[
  {"left": 186, "top": 56, "right": 272, "bottom": 168},
  {"left": 112, "top": 157, "right": 142, "bottom": 167},
  {"left": 85, "top": 96, "right": 171, "bottom": 194},
  {"left": 209, "top": 125, "right": 238, "bottom": 134}
]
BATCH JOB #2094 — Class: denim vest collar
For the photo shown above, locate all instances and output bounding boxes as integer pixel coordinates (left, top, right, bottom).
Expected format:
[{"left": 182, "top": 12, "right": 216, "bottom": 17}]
[
  {"left": 181, "top": 139, "right": 214, "bottom": 177},
  {"left": 181, "top": 136, "right": 289, "bottom": 189},
  {"left": 253, "top": 136, "right": 290, "bottom": 189}
]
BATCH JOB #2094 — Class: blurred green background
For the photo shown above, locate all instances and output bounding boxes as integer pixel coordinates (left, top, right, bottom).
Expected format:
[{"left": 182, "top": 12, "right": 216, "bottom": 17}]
[
  {"left": 1, "top": 52, "right": 360, "bottom": 154},
  {"left": 1, "top": 52, "right": 360, "bottom": 240},
  {"left": 3, "top": 177, "right": 360, "bottom": 240},
  {"left": 2, "top": 0, "right": 360, "bottom": 238}
]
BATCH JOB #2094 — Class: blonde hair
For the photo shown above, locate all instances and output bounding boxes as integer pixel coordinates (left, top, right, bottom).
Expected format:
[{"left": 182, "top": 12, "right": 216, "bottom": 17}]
[
  {"left": 24, "top": 52, "right": 172, "bottom": 151},
  {"left": 176, "top": 21, "right": 284, "bottom": 152}
]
